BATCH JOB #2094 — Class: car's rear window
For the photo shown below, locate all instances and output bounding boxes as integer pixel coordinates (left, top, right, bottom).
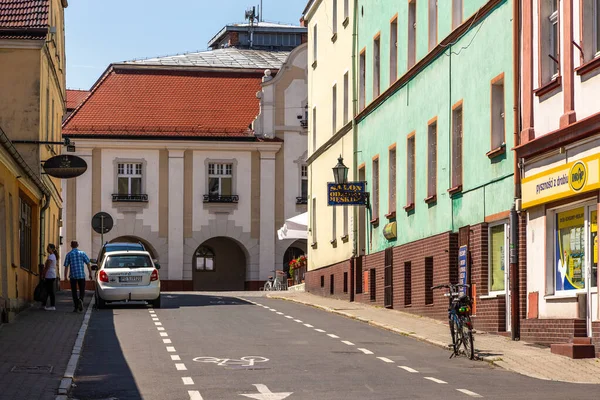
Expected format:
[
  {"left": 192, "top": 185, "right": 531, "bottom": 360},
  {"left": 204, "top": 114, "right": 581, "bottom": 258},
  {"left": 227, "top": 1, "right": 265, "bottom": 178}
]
[
  {"left": 105, "top": 255, "right": 153, "bottom": 269},
  {"left": 106, "top": 244, "right": 144, "bottom": 252}
]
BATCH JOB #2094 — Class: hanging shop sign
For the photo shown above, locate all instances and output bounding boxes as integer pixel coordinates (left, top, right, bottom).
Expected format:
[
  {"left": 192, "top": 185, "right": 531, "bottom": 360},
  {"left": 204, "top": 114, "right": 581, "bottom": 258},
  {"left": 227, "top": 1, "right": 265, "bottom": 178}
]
[
  {"left": 458, "top": 245, "right": 469, "bottom": 296},
  {"left": 382, "top": 221, "right": 397, "bottom": 240},
  {"left": 327, "top": 182, "right": 368, "bottom": 206},
  {"left": 43, "top": 154, "right": 88, "bottom": 179},
  {"left": 521, "top": 154, "right": 600, "bottom": 209}
]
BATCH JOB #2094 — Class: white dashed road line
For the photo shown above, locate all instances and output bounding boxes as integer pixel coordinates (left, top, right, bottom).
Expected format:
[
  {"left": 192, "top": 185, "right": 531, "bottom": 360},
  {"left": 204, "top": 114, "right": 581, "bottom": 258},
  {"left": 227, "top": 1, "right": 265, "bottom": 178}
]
[
  {"left": 188, "top": 390, "right": 204, "bottom": 400},
  {"left": 155, "top": 322, "right": 162, "bottom": 326},
  {"left": 157, "top": 327, "right": 165, "bottom": 331},
  {"left": 163, "top": 339, "right": 172, "bottom": 344},
  {"left": 357, "top": 348, "right": 374, "bottom": 355},
  {"left": 276, "top": 312, "right": 284, "bottom": 315},
  {"left": 456, "top": 389, "right": 483, "bottom": 398},
  {"left": 398, "top": 366, "right": 419, "bottom": 373},
  {"left": 269, "top": 308, "right": 277, "bottom": 311},
  {"left": 182, "top": 377, "right": 194, "bottom": 385},
  {"left": 175, "top": 363, "right": 187, "bottom": 371},
  {"left": 160, "top": 332, "right": 168, "bottom": 337},
  {"left": 294, "top": 319, "right": 303, "bottom": 323},
  {"left": 167, "top": 346, "right": 176, "bottom": 352},
  {"left": 327, "top": 334, "right": 340, "bottom": 339},
  {"left": 424, "top": 377, "right": 447, "bottom": 384},
  {"left": 315, "top": 329, "right": 326, "bottom": 333},
  {"left": 341, "top": 340, "right": 355, "bottom": 346},
  {"left": 285, "top": 315, "right": 294, "bottom": 319},
  {"left": 304, "top": 323, "right": 314, "bottom": 328},
  {"left": 171, "top": 355, "right": 181, "bottom": 361},
  {"left": 377, "top": 357, "right": 394, "bottom": 363}
]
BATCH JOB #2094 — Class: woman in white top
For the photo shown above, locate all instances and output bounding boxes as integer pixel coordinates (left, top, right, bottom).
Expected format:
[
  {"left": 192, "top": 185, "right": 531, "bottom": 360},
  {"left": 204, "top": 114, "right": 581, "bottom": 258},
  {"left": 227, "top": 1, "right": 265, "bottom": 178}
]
[{"left": 42, "top": 243, "right": 58, "bottom": 311}]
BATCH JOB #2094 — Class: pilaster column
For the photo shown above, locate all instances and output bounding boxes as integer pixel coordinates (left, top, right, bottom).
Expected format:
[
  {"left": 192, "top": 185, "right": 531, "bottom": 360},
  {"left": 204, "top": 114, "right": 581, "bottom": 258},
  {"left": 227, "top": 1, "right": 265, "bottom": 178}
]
[
  {"left": 259, "top": 150, "right": 277, "bottom": 279},
  {"left": 520, "top": 0, "right": 535, "bottom": 143},
  {"left": 560, "top": 0, "right": 576, "bottom": 127},
  {"left": 168, "top": 149, "right": 185, "bottom": 281}
]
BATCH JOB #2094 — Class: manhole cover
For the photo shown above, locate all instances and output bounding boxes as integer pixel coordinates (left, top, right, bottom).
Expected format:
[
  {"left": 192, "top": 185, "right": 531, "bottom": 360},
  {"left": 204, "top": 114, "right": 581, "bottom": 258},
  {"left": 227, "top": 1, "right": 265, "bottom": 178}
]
[{"left": 11, "top": 365, "right": 53, "bottom": 374}]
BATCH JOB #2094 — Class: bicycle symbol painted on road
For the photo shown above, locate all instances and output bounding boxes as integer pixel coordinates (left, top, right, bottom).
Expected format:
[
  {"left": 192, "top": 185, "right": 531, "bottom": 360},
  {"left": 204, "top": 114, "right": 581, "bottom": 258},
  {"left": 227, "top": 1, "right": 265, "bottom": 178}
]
[{"left": 192, "top": 356, "right": 269, "bottom": 367}]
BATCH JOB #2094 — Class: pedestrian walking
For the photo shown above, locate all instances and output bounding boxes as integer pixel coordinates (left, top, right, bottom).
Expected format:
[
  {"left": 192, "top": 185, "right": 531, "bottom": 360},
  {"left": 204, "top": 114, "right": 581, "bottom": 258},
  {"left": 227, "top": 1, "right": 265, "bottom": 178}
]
[
  {"left": 41, "top": 243, "right": 58, "bottom": 311},
  {"left": 63, "top": 240, "right": 92, "bottom": 313}
]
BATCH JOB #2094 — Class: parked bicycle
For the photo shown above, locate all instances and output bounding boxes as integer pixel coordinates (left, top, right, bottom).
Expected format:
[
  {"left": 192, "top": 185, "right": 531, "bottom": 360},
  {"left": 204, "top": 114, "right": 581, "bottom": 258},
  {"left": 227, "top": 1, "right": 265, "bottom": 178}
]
[
  {"left": 263, "top": 270, "right": 288, "bottom": 291},
  {"left": 431, "top": 283, "right": 475, "bottom": 360}
]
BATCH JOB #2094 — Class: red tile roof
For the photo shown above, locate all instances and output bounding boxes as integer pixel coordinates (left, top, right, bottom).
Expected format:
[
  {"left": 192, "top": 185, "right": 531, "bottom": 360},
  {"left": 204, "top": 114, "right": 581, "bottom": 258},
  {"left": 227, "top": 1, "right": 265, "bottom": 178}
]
[
  {"left": 66, "top": 89, "right": 90, "bottom": 110},
  {"left": 63, "top": 67, "right": 264, "bottom": 139},
  {"left": 0, "top": 0, "right": 49, "bottom": 39}
]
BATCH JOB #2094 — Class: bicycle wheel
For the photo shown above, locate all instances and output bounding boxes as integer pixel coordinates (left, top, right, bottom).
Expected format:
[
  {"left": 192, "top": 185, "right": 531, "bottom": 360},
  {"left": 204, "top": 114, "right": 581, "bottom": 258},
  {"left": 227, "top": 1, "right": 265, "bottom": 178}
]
[
  {"left": 263, "top": 281, "right": 273, "bottom": 291},
  {"left": 448, "top": 317, "right": 458, "bottom": 353},
  {"left": 461, "top": 316, "right": 474, "bottom": 360}
]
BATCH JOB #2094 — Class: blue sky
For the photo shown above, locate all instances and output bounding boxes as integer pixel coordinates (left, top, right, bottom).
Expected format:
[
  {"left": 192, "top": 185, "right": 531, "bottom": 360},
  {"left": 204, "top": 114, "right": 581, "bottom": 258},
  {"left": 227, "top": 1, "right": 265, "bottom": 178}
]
[{"left": 65, "top": 0, "right": 307, "bottom": 90}]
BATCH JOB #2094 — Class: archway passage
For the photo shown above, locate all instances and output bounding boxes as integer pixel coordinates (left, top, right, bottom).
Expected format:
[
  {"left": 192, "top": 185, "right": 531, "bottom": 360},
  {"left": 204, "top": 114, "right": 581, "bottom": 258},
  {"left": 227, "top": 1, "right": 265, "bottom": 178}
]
[
  {"left": 110, "top": 236, "right": 158, "bottom": 260},
  {"left": 192, "top": 237, "right": 246, "bottom": 291}
]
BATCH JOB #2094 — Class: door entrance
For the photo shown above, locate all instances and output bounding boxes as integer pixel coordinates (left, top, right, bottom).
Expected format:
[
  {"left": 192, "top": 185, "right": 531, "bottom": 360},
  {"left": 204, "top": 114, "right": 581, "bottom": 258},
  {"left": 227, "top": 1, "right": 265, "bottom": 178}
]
[
  {"left": 588, "top": 208, "right": 598, "bottom": 334},
  {"left": 384, "top": 248, "right": 393, "bottom": 308}
]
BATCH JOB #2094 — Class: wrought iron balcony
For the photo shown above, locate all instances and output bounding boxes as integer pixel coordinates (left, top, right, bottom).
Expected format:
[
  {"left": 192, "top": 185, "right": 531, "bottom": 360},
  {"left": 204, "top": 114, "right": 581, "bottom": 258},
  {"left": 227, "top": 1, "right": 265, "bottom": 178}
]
[
  {"left": 203, "top": 194, "right": 239, "bottom": 203},
  {"left": 112, "top": 193, "right": 149, "bottom": 202},
  {"left": 296, "top": 196, "right": 308, "bottom": 205}
]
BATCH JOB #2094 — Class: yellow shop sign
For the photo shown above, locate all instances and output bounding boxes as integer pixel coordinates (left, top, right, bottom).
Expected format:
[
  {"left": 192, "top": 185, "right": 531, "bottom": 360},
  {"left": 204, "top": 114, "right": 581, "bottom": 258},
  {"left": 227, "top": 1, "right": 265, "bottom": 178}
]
[{"left": 521, "top": 154, "right": 600, "bottom": 209}]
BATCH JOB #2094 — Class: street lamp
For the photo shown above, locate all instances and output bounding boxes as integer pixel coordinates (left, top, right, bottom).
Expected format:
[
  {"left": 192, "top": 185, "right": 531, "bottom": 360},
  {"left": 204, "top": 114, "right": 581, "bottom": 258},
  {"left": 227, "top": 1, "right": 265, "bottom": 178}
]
[{"left": 332, "top": 155, "right": 349, "bottom": 184}]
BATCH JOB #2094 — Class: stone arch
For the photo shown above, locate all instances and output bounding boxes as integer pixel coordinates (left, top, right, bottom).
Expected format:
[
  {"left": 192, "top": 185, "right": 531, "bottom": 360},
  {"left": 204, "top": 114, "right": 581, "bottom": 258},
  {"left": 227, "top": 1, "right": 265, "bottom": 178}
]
[
  {"left": 109, "top": 235, "right": 158, "bottom": 259},
  {"left": 185, "top": 217, "right": 258, "bottom": 285},
  {"left": 275, "top": 238, "right": 307, "bottom": 275},
  {"left": 191, "top": 237, "right": 247, "bottom": 291}
]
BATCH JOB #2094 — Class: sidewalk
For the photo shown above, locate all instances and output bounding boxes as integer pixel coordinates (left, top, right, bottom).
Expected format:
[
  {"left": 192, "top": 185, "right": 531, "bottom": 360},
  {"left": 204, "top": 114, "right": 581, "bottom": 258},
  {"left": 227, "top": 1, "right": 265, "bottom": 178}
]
[
  {"left": 0, "top": 290, "right": 92, "bottom": 400},
  {"left": 269, "top": 291, "right": 600, "bottom": 384}
]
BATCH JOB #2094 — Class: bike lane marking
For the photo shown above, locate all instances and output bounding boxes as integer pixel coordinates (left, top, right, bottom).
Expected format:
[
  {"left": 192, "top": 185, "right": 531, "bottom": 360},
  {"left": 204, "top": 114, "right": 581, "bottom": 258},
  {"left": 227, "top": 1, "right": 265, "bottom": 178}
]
[
  {"left": 456, "top": 389, "right": 483, "bottom": 397},
  {"left": 424, "top": 377, "right": 447, "bottom": 384}
]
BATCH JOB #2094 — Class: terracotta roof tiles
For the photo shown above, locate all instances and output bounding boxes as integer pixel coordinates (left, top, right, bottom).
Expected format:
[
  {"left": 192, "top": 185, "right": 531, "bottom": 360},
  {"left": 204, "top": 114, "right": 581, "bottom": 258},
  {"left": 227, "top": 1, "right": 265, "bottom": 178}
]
[
  {"left": 66, "top": 89, "right": 90, "bottom": 110},
  {"left": 63, "top": 67, "right": 264, "bottom": 139}
]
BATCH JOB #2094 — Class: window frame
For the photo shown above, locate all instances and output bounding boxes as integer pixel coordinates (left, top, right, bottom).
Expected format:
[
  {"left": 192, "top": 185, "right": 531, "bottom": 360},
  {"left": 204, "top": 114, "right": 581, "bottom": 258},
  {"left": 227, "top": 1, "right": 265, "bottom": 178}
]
[
  {"left": 343, "top": 71, "right": 349, "bottom": 124},
  {"left": 372, "top": 155, "right": 380, "bottom": 224},
  {"left": 452, "top": 0, "right": 463, "bottom": 30},
  {"left": 488, "top": 221, "right": 509, "bottom": 295},
  {"left": 408, "top": 0, "right": 417, "bottom": 69},
  {"left": 489, "top": 73, "right": 506, "bottom": 156},
  {"left": 117, "top": 162, "right": 144, "bottom": 196},
  {"left": 359, "top": 47, "right": 366, "bottom": 110},
  {"left": 207, "top": 162, "right": 235, "bottom": 197},
  {"left": 332, "top": 83, "right": 337, "bottom": 134},
  {"left": 406, "top": 132, "right": 416, "bottom": 210},
  {"left": 194, "top": 246, "right": 216, "bottom": 272},
  {"left": 388, "top": 144, "right": 397, "bottom": 216},
  {"left": 18, "top": 197, "right": 33, "bottom": 271},
  {"left": 332, "top": 0, "right": 338, "bottom": 36},
  {"left": 312, "top": 24, "right": 318, "bottom": 68},
  {"left": 373, "top": 33, "right": 381, "bottom": 99},
  {"left": 450, "top": 101, "right": 463, "bottom": 193},
  {"left": 428, "top": 0, "right": 438, "bottom": 51},
  {"left": 390, "top": 15, "right": 398, "bottom": 85},
  {"left": 300, "top": 164, "right": 308, "bottom": 200},
  {"left": 538, "top": 0, "right": 561, "bottom": 88},
  {"left": 427, "top": 117, "right": 437, "bottom": 201}
]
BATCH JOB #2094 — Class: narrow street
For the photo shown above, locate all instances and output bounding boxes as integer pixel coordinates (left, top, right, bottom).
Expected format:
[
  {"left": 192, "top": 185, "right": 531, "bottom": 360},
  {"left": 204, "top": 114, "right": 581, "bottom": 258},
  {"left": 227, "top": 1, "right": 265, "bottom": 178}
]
[{"left": 70, "top": 293, "right": 595, "bottom": 400}]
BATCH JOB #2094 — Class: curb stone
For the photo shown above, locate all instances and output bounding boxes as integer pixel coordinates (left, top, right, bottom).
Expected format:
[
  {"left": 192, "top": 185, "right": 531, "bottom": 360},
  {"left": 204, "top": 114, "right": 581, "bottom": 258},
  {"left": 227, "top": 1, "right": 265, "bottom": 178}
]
[{"left": 56, "top": 296, "right": 95, "bottom": 399}]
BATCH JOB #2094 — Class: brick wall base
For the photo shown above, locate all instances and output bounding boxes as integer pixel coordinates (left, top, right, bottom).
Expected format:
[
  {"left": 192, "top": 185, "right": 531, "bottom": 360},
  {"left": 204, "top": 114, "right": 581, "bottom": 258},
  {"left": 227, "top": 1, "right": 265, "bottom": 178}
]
[
  {"left": 305, "top": 259, "right": 352, "bottom": 301},
  {"left": 521, "top": 318, "right": 587, "bottom": 346},
  {"left": 593, "top": 321, "right": 600, "bottom": 355}
]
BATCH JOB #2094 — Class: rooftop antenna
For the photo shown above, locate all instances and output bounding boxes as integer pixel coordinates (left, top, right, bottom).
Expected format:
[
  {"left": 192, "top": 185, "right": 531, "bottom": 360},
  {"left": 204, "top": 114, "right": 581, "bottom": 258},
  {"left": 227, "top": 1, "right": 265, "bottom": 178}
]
[
  {"left": 260, "top": 1, "right": 263, "bottom": 22},
  {"left": 244, "top": 6, "right": 258, "bottom": 48}
]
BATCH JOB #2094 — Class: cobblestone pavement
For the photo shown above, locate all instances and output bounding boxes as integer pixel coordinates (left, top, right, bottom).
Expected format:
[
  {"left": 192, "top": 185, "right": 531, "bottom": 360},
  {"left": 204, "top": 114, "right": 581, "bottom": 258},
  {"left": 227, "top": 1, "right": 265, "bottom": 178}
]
[
  {"left": 0, "top": 290, "right": 92, "bottom": 400},
  {"left": 269, "top": 291, "right": 600, "bottom": 384}
]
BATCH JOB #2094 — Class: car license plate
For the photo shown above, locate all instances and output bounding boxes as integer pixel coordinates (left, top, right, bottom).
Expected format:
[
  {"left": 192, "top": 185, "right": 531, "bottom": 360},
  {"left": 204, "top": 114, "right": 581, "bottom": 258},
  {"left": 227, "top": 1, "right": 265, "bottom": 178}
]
[{"left": 119, "top": 276, "right": 142, "bottom": 283}]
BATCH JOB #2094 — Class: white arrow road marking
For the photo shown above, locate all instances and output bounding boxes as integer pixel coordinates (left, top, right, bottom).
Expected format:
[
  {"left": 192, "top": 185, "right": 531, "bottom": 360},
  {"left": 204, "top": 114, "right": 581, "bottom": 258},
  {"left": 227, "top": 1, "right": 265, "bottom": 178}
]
[
  {"left": 171, "top": 355, "right": 181, "bottom": 361},
  {"left": 188, "top": 390, "right": 204, "bottom": 400},
  {"left": 424, "top": 377, "right": 447, "bottom": 384},
  {"left": 358, "top": 348, "right": 373, "bottom": 354},
  {"left": 398, "top": 366, "right": 418, "bottom": 373},
  {"left": 175, "top": 363, "right": 187, "bottom": 371},
  {"left": 327, "top": 334, "right": 339, "bottom": 338},
  {"left": 377, "top": 357, "right": 394, "bottom": 363},
  {"left": 456, "top": 389, "right": 483, "bottom": 398},
  {"left": 240, "top": 384, "right": 293, "bottom": 400},
  {"left": 341, "top": 340, "right": 355, "bottom": 346},
  {"left": 182, "top": 377, "right": 194, "bottom": 385}
]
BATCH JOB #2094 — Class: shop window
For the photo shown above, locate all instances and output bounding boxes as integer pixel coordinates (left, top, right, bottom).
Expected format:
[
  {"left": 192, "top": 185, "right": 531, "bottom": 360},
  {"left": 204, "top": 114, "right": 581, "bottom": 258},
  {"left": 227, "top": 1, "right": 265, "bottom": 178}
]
[
  {"left": 489, "top": 223, "right": 507, "bottom": 293},
  {"left": 554, "top": 207, "right": 587, "bottom": 291},
  {"left": 19, "top": 198, "right": 32, "bottom": 271}
]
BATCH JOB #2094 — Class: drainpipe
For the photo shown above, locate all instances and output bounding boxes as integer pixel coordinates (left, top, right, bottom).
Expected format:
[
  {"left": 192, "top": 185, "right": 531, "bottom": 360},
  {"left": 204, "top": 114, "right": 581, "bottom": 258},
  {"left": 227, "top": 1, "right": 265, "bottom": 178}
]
[
  {"left": 510, "top": 0, "right": 522, "bottom": 341},
  {"left": 351, "top": 0, "right": 359, "bottom": 258}
]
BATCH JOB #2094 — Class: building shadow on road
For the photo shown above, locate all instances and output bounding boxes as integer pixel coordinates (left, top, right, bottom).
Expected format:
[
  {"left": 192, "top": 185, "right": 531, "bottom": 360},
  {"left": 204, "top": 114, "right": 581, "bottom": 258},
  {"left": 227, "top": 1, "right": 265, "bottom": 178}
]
[
  {"left": 71, "top": 304, "right": 143, "bottom": 400},
  {"left": 158, "top": 293, "right": 253, "bottom": 309}
]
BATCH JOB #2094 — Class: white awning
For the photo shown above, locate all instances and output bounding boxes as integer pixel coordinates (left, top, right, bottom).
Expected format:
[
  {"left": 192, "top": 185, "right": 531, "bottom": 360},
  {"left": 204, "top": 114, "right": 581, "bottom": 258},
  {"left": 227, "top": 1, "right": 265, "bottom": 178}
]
[{"left": 277, "top": 212, "right": 308, "bottom": 240}]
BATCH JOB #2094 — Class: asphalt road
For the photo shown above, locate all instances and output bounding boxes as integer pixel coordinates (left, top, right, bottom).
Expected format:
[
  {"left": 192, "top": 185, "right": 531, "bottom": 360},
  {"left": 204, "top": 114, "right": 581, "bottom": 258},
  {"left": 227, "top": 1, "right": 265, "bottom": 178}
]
[{"left": 71, "top": 292, "right": 598, "bottom": 400}]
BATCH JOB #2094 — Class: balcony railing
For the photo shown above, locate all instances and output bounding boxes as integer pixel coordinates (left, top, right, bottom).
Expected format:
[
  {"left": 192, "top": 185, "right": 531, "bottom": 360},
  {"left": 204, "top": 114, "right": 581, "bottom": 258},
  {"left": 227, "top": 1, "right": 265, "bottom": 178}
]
[
  {"left": 112, "top": 193, "right": 149, "bottom": 202},
  {"left": 203, "top": 194, "right": 239, "bottom": 203},
  {"left": 296, "top": 196, "right": 308, "bottom": 205}
]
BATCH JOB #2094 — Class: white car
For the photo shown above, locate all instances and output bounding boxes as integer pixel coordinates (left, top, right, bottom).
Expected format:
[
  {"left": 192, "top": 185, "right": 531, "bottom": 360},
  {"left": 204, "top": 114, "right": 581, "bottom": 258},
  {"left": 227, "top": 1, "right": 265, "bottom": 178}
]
[{"left": 93, "top": 250, "right": 161, "bottom": 308}]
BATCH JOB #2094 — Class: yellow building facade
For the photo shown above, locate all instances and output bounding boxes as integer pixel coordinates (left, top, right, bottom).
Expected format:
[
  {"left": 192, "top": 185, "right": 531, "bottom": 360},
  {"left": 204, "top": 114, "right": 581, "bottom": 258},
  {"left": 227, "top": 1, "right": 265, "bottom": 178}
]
[
  {"left": 303, "top": 0, "right": 357, "bottom": 294},
  {"left": 0, "top": 0, "right": 67, "bottom": 321}
]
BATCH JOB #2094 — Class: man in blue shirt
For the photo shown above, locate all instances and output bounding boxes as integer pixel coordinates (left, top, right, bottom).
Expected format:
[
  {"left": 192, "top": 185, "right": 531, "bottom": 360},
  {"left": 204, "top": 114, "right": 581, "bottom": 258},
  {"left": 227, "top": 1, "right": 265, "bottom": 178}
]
[{"left": 63, "top": 241, "right": 92, "bottom": 312}]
